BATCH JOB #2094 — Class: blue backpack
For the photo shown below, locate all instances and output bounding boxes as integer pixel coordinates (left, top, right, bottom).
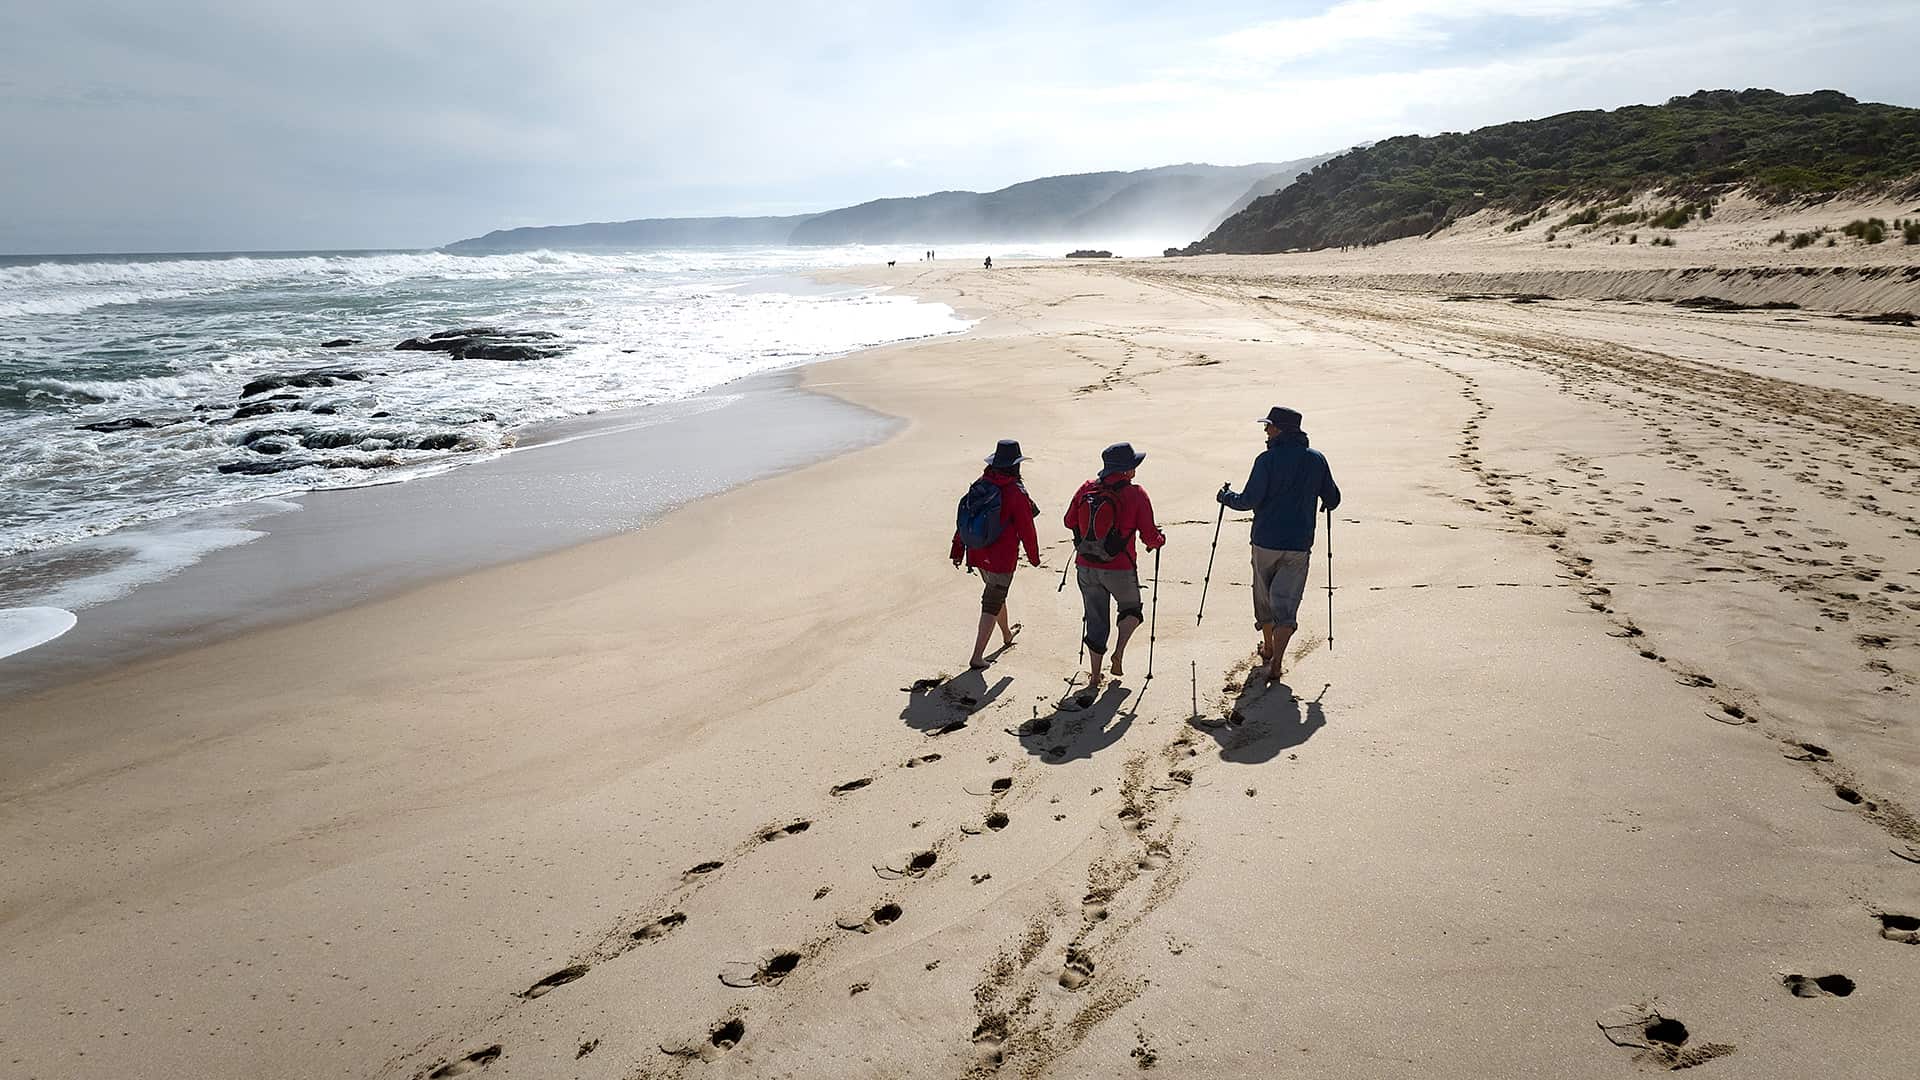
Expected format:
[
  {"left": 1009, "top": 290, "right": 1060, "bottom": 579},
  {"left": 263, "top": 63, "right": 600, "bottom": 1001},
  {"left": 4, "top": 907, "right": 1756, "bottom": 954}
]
[{"left": 956, "top": 478, "right": 1005, "bottom": 550}]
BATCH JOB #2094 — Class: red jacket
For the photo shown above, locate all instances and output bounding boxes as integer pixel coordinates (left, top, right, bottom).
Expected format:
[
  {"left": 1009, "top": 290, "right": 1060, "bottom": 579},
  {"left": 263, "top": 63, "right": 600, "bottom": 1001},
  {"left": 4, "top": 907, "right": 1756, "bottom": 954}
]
[
  {"left": 950, "top": 471, "right": 1041, "bottom": 574},
  {"left": 1064, "top": 477, "right": 1165, "bottom": 570}
]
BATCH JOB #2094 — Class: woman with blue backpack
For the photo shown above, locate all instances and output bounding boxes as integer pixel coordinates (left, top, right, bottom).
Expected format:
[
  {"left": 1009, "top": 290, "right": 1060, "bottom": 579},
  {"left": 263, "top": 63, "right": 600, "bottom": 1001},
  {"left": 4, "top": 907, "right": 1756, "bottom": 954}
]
[{"left": 952, "top": 440, "right": 1042, "bottom": 670}]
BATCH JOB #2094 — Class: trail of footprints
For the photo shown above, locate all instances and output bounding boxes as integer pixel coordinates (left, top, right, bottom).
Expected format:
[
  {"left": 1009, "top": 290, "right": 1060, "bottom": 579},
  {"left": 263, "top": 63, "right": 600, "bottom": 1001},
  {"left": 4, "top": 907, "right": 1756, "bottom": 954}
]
[{"left": 412, "top": 718, "right": 1076, "bottom": 1078}]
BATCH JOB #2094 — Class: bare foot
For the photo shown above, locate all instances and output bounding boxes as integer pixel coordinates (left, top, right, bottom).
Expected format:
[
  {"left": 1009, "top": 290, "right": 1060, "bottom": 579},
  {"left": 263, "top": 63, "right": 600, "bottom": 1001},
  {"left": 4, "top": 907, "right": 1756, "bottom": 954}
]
[
  {"left": 1265, "top": 661, "right": 1284, "bottom": 683},
  {"left": 1110, "top": 653, "right": 1125, "bottom": 677},
  {"left": 969, "top": 656, "right": 990, "bottom": 670},
  {"left": 1001, "top": 623, "right": 1022, "bottom": 648}
]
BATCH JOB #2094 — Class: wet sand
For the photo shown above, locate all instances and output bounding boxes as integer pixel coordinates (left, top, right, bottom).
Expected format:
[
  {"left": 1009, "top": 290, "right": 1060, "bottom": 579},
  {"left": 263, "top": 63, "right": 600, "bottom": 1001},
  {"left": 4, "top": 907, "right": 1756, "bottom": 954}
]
[
  {"left": 2, "top": 252, "right": 1917, "bottom": 1079},
  {"left": 0, "top": 372, "right": 894, "bottom": 698}
]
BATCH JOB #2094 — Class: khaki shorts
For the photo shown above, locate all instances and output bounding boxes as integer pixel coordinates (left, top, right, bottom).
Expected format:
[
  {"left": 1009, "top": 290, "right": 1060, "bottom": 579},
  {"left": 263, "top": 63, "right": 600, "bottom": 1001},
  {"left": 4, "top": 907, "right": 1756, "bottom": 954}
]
[
  {"left": 979, "top": 570, "right": 1013, "bottom": 614},
  {"left": 1252, "top": 545, "right": 1312, "bottom": 628}
]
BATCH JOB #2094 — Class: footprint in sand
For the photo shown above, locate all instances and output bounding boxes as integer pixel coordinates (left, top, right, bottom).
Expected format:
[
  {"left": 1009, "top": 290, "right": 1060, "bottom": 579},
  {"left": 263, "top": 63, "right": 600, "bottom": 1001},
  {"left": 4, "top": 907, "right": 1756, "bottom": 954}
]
[
  {"left": 519, "top": 964, "right": 589, "bottom": 999},
  {"left": 662, "top": 1018, "right": 747, "bottom": 1062},
  {"left": 427, "top": 1045, "right": 502, "bottom": 1078},
  {"left": 971, "top": 1016, "right": 1009, "bottom": 1064},
  {"left": 1782, "top": 973, "right": 1855, "bottom": 998},
  {"left": 756, "top": 820, "right": 812, "bottom": 843},
  {"left": 1136, "top": 844, "right": 1171, "bottom": 871},
  {"left": 837, "top": 902, "right": 904, "bottom": 934},
  {"left": 904, "top": 753, "right": 943, "bottom": 768},
  {"left": 719, "top": 951, "right": 803, "bottom": 988},
  {"left": 830, "top": 777, "right": 874, "bottom": 796},
  {"left": 1059, "top": 947, "right": 1096, "bottom": 990},
  {"left": 928, "top": 719, "right": 969, "bottom": 737},
  {"left": 875, "top": 850, "right": 938, "bottom": 880},
  {"left": 963, "top": 812, "right": 1011, "bottom": 835},
  {"left": 1082, "top": 891, "right": 1111, "bottom": 922},
  {"left": 964, "top": 776, "right": 1014, "bottom": 796},
  {"left": 1597, "top": 1007, "right": 1734, "bottom": 1070},
  {"left": 634, "top": 912, "right": 687, "bottom": 941},
  {"left": 1876, "top": 913, "right": 1919, "bottom": 944},
  {"left": 684, "top": 860, "right": 724, "bottom": 879}
]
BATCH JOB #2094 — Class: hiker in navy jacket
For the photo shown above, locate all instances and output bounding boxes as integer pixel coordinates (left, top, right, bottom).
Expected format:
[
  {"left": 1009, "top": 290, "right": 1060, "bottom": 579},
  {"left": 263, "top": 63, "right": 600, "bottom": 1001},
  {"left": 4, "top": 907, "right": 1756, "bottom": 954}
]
[
  {"left": 952, "top": 440, "right": 1041, "bottom": 669},
  {"left": 1217, "top": 406, "right": 1341, "bottom": 681}
]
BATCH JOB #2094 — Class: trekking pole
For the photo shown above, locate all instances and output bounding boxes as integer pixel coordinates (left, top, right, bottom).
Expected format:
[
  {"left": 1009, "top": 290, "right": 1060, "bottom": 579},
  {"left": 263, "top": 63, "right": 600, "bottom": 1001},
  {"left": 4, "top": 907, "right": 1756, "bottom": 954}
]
[
  {"left": 1325, "top": 508, "right": 1335, "bottom": 651},
  {"left": 1144, "top": 547, "right": 1160, "bottom": 681},
  {"left": 1195, "top": 500, "right": 1226, "bottom": 624},
  {"left": 1057, "top": 546, "right": 1072, "bottom": 592},
  {"left": 1190, "top": 660, "right": 1198, "bottom": 719}
]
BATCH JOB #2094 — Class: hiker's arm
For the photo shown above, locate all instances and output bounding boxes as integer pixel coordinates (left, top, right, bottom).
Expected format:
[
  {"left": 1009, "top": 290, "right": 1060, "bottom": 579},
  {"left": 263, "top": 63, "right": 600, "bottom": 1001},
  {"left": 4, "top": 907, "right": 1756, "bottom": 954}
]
[
  {"left": 1320, "top": 460, "right": 1342, "bottom": 513},
  {"left": 1219, "top": 456, "right": 1268, "bottom": 511},
  {"left": 1021, "top": 513, "right": 1040, "bottom": 566},
  {"left": 1138, "top": 491, "right": 1167, "bottom": 550}
]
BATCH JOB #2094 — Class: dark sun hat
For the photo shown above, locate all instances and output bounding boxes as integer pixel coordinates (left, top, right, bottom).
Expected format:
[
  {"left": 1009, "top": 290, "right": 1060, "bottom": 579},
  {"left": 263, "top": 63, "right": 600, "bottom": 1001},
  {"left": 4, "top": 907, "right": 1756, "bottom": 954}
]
[
  {"left": 1258, "top": 406, "right": 1303, "bottom": 429},
  {"left": 985, "top": 439, "right": 1026, "bottom": 467},
  {"left": 1098, "top": 441, "right": 1147, "bottom": 477}
]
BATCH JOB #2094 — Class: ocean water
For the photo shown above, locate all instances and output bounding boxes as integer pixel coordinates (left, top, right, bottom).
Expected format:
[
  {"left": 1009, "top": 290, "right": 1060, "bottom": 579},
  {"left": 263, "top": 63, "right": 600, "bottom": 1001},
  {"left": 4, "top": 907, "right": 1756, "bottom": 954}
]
[
  {"left": 0, "top": 245, "right": 990, "bottom": 564},
  {"left": 0, "top": 244, "right": 1010, "bottom": 651}
]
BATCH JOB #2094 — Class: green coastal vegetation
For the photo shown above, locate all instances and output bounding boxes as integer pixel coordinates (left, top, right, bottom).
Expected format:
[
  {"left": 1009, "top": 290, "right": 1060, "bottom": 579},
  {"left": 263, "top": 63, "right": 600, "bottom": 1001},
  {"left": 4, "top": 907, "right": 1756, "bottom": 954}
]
[{"left": 1185, "top": 89, "right": 1920, "bottom": 254}]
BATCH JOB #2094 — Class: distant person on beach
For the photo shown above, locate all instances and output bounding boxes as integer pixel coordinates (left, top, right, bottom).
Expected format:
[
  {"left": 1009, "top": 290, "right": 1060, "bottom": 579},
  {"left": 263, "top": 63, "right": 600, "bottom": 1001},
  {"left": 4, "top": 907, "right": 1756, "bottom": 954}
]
[
  {"left": 952, "top": 439, "right": 1041, "bottom": 669},
  {"left": 1066, "top": 442, "right": 1165, "bottom": 691},
  {"left": 983, "top": 255, "right": 992, "bottom": 269},
  {"left": 1217, "top": 406, "right": 1341, "bottom": 681}
]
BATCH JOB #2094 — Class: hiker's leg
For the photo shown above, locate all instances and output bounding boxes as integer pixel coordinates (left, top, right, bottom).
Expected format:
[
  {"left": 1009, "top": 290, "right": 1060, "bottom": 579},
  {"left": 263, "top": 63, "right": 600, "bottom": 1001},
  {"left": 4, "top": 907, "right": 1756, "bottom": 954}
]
[
  {"left": 1266, "top": 551, "right": 1312, "bottom": 680},
  {"left": 970, "top": 612, "right": 996, "bottom": 668},
  {"left": 1077, "top": 566, "right": 1112, "bottom": 689},
  {"left": 1113, "top": 612, "right": 1142, "bottom": 674},
  {"left": 1251, "top": 546, "right": 1278, "bottom": 658},
  {"left": 973, "top": 572, "right": 1013, "bottom": 667},
  {"left": 1109, "top": 571, "right": 1144, "bottom": 676},
  {"left": 996, "top": 603, "right": 1016, "bottom": 646},
  {"left": 1270, "top": 624, "right": 1296, "bottom": 678}
]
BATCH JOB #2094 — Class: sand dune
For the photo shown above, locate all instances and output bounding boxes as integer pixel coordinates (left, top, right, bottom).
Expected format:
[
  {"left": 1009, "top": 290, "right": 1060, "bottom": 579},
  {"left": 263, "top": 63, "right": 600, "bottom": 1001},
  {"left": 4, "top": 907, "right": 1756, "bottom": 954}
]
[{"left": 3, "top": 245, "right": 1917, "bottom": 1078}]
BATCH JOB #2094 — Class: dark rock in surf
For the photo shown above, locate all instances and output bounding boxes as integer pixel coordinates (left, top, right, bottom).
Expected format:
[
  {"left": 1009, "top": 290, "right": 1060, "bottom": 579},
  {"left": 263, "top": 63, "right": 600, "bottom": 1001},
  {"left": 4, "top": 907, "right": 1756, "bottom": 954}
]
[
  {"left": 461, "top": 343, "right": 555, "bottom": 362},
  {"left": 241, "top": 369, "right": 367, "bottom": 397},
  {"left": 233, "top": 400, "right": 301, "bottom": 420},
  {"left": 78, "top": 416, "right": 180, "bottom": 433},
  {"left": 412, "top": 433, "right": 466, "bottom": 450},
  {"left": 396, "top": 336, "right": 472, "bottom": 353},
  {"left": 429, "top": 327, "right": 499, "bottom": 340},
  {"left": 218, "top": 459, "right": 309, "bottom": 475},
  {"left": 320, "top": 338, "right": 359, "bottom": 348}
]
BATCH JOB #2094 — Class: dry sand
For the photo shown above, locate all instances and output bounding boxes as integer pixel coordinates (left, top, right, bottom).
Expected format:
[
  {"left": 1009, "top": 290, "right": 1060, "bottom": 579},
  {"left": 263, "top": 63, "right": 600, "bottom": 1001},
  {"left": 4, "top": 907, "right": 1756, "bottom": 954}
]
[{"left": 3, "top": 236, "right": 1919, "bottom": 1079}]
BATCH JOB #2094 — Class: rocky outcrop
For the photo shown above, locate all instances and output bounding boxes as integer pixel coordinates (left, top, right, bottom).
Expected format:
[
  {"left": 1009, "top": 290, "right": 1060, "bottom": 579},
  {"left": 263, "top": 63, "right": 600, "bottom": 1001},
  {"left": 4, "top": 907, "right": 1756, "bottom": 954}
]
[
  {"left": 320, "top": 338, "right": 358, "bottom": 348},
  {"left": 77, "top": 416, "right": 188, "bottom": 433},
  {"left": 1065, "top": 250, "right": 1114, "bottom": 258},
  {"left": 395, "top": 328, "right": 563, "bottom": 361},
  {"left": 241, "top": 370, "right": 367, "bottom": 398}
]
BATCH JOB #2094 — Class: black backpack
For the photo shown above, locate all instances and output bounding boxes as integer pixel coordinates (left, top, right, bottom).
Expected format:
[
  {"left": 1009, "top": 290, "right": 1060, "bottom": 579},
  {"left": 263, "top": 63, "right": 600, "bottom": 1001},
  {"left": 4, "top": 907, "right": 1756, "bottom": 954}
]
[{"left": 1073, "top": 485, "right": 1127, "bottom": 563}]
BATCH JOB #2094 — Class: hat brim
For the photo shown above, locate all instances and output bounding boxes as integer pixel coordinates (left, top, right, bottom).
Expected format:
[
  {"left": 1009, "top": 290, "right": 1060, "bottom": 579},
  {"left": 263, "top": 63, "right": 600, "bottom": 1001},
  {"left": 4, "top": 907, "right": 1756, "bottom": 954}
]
[
  {"left": 985, "top": 454, "right": 1027, "bottom": 465},
  {"left": 1099, "top": 452, "right": 1146, "bottom": 476}
]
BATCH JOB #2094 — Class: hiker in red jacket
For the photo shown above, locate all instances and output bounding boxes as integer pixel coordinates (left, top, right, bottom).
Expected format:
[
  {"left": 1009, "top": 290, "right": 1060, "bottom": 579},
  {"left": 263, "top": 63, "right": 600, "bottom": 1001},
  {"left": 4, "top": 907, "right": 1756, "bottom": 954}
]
[
  {"left": 1064, "top": 442, "right": 1165, "bottom": 692},
  {"left": 952, "top": 439, "right": 1041, "bottom": 669}
]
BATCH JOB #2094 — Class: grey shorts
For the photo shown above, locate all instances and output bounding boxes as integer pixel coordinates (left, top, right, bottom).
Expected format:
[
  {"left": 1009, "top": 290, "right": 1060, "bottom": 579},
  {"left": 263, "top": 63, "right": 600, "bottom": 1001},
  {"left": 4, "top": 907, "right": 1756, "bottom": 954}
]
[
  {"left": 1252, "top": 546, "right": 1312, "bottom": 628},
  {"left": 979, "top": 570, "right": 1013, "bottom": 614}
]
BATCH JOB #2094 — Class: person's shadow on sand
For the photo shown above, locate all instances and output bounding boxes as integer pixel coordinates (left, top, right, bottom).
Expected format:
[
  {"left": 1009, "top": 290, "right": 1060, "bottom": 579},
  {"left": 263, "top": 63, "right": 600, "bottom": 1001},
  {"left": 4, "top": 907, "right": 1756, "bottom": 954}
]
[
  {"left": 1189, "top": 680, "right": 1328, "bottom": 764},
  {"left": 1012, "top": 683, "right": 1134, "bottom": 764},
  {"left": 900, "top": 669, "right": 1011, "bottom": 734}
]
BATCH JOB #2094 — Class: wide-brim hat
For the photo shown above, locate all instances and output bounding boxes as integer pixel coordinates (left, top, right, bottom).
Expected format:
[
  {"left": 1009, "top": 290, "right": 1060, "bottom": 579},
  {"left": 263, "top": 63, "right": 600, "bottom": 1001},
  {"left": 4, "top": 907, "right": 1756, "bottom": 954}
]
[
  {"left": 1098, "top": 441, "right": 1147, "bottom": 477},
  {"left": 1258, "top": 406, "right": 1303, "bottom": 429},
  {"left": 985, "top": 439, "right": 1026, "bottom": 467}
]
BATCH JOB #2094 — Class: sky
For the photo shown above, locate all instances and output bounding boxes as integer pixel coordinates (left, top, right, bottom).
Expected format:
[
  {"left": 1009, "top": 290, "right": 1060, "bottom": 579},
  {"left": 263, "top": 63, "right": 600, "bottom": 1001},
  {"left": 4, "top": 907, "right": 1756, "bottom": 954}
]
[{"left": 2, "top": 0, "right": 1917, "bottom": 254}]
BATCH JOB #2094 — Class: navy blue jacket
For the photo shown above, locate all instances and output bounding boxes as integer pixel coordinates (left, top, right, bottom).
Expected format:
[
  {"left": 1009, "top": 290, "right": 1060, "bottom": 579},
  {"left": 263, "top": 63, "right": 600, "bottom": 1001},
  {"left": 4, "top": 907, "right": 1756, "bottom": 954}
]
[{"left": 1218, "top": 431, "right": 1341, "bottom": 551}]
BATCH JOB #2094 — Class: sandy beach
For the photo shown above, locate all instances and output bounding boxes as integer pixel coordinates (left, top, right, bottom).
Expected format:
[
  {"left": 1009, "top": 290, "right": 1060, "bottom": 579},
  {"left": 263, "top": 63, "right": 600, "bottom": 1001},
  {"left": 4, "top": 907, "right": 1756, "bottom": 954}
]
[{"left": 4, "top": 240, "right": 1919, "bottom": 1079}]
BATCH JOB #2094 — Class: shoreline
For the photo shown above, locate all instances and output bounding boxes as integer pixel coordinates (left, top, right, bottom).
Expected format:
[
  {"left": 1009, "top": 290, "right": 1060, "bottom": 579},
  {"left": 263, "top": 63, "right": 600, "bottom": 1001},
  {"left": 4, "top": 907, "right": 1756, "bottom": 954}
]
[
  {"left": 0, "top": 368, "right": 900, "bottom": 700},
  {"left": 3, "top": 256, "right": 1915, "bottom": 1079}
]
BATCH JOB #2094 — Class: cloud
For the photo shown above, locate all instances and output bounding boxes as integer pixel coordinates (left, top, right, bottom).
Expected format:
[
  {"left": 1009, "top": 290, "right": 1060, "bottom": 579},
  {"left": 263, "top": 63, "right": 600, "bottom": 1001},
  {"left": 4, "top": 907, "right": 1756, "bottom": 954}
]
[
  {"left": 0, "top": 0, "right": 1915, "bottom": 252},
  {"left": 1216, "top": 0, "right": 1639, "bottom": 64}
]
